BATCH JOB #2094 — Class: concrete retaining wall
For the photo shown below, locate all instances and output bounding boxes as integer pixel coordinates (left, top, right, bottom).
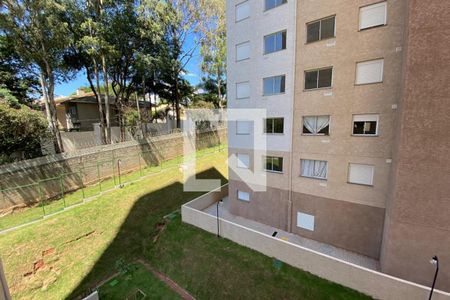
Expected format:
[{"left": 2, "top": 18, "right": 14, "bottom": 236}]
[{"left": 182, "top": 185, "right": 450, "bottom": 300}]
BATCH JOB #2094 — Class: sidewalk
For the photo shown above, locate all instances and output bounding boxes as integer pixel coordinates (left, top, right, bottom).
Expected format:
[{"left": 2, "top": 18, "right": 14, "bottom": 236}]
[{"left": 203, "top": 197, "right": 380, "bottom": 271}]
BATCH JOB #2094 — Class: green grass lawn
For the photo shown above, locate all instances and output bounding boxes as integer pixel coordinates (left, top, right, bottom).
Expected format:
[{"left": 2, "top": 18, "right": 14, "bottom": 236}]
[
  {"left": 0, "top": 148, "right": 371, "bottom": 300},
  {"left": 98, "top": 263, "right": 181, "bottom": 300}
]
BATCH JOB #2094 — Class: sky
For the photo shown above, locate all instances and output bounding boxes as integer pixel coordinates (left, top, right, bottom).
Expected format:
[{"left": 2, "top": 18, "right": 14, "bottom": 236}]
[{"left": 54, "top": 36, "right": 203, "bottom": 97}]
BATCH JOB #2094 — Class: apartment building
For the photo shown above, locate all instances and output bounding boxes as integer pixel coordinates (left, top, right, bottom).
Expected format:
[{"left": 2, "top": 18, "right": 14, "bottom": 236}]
[{"left": 227, "top": 0, "right": 450, "bottom": 292}]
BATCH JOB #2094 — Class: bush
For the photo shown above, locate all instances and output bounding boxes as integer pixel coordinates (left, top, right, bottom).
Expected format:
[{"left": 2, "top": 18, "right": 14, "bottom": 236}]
[{"left": 0, "top": 91, "right": 49, "bottom": 164}]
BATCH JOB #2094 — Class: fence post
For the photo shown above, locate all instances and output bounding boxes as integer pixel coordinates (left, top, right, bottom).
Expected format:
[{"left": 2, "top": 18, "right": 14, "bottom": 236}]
[
  {"left": 79, "top": 170, "right": 86, "bottom": 200},
  {"left": 97, "top": 162, "right": 102, "bottom": 193},
  {"left": 112, "top": 150, "right": 116, "bottom": 186},
  {"left": 138, "top": 153, "right": 142, "bottom": 177},
  {"left": 38, "top": 181, "right": 45, "bottom": 217},
  {"left": 60, "top": 175, "right": 66, "bottom": 208}
]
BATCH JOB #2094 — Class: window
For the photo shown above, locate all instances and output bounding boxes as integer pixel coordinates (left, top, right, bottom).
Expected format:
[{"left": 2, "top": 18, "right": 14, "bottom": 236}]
[
  {"left": 236, "top": 42, "right": 250, "bottom": 61},
  {"left": 359, "top": 2, "right": 387, "bottom": 30},
  {"left": 356, "top": 59, "right": 384, "bottom": 84},
  {"left": 237, "top": 153, "right": 250, "bottom": 169},
  {"left": 263, "top": 75, "right": 286, "bottom": 95},
  {"left": 236, "top": 82, "right": 250, "bottom": 99},
  {"left": 264, "top": 31, "right": 287, "bottom": 54},
  {"left": 264, "top": 156, "right": 283, "bottom": 172},
  {"left": 265, "top": 0, "right": 287, "bottom": 10},
  {"left": 297, "top": 212, "right": 315, "bottom": 231},
  {"left": 264, "top": 118, "right": 284, "bottom": 134},
  {"left": 353, "top": 114, "right": 379, "bottom": 136},
  {"left": 306, "top": 16, "right": 335, "bottom": 43},
  {"left": 237, "top": 190, "right": 250, "bottom": 202},
  {"left": 303, "top": 116, "right": 330, "bottom": 135},
  {"left": 236, "top": 120, "right": 252, "bottom": 135},
  {"left": 304, "top": 68, "right": 332, "bottom": 90},
  {"left": 348, "top": 163, "right": 374, "bottom": 186},
  {"left": 236, "top": 1, "right": 250, "bottom": 22},
  {"left": 300, "top": 159, "right": 328, "bottom": 179}
]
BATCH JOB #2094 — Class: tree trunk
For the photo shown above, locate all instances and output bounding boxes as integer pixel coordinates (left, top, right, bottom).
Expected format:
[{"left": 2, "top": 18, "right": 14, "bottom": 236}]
[
  {"left": 102, "top": 54, "right": 111, "bottom": 143},
  {"left": 46, "top": 73, "right": 64, "bottom": 153},
  {"left": 174, "top": 78, "right": 181, "bottom": 128},
  {"left": 93, "top": 58, "right": 106, "bottom": 144}
]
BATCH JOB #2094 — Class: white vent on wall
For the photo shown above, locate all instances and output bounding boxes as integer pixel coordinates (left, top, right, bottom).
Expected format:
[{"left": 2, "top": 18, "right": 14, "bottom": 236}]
[
  {"left": 236, "top": 42, "right": 250, "bottom": 61},
  {"left": 348, "top": 163, "right": 374, "bottom": 186},
  {"left": 297, "top": 212, "right": 315, "bottom": 231},
  {"left": 236, "top": 82, "right": 250, "bottom": 99},
  {"left": 359, "top": 2, "right": 387, "bottom": 30},
  {"left": 236, "top": 1, "right": 250, "bottom": 22},
  {"left": 356, "top": 59, "right": 384, "bottom": 85}
]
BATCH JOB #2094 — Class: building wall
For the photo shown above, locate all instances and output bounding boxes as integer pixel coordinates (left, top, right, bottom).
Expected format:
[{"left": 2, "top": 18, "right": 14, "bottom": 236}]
[{"left": 381, "top": 0, "right": 450, "bottom": 292}]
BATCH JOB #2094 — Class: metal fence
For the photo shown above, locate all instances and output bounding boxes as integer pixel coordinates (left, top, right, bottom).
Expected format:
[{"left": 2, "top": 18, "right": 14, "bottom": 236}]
[{"left": 0, "top": 135, "right": 226, "bottom": 233}]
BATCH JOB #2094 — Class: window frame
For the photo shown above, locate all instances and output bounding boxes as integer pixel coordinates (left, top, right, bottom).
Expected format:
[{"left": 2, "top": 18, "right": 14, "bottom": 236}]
[
  {"left": 352, "top": 114, "right": 379, "bottom": 136},
  {"left": 264, "top": 30, "right": 287, "bottom": 55},
  {"left": 300, "top": 159, "right": 328, "bottom": 180},
  {"left": 264, "top": 117, "right": 284, "bottom": 134},
  {"left": 302, "top": 115, "right": 331, "bottom": 136},
  {"left": 306, "top": 15, "right": 336, "bottom": 44},
  {"left": 347, "top": 163, "right": 375, "bottom": 186},
  {"left": 235, "top": 1, "right": 250, "bottom": 23},
  {"left": 304, "top": 67, "right": 333, "bottom": 91},
  {"left": 263, "top": 156, "right": 284, "bottom": 173},
  {"left": 358, "top": 1, "right": 387, "bottom": 31},
  {"left": 263, "top": 75, "right": 286, "bottom": 96},
  {"left": 264, "top": 0, "right": 287, "bottom": 11}
]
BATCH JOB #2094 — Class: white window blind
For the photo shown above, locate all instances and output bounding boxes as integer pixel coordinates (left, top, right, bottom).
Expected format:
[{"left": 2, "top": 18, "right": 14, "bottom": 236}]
[
  {"left": 348, "top": 163, "right": 374, "bottom": 185},
  {"left": 297, "top": 212, "right": 315, "bottom": 231},
  {"left": 359, "top": 2, "right": 387, "bottom": 30},
  {"left": 236, "top": 42, "right": 250, "bottom": 61},
  {"left": 356, "top": 59, "right": 384, "bottom": 84},
  {"left": 300, "top": 159, "right": 328, "bottom": 179},
  {"left": 236, "top": 121, "right": 251, "bottom": 135},
  {"left": 236, "top": 82, "right": 250, "bottom": 99},
  {"left": 236, "top": 1, "right": 250, "bottom": 22},
  {"left": 237, "top": 154, "right": 250, "bottom": 169},
  {"left": 353, "top": 114, "right": 378, "bottom": 123},
  {"left": 238, "top": 190, "right": 250, "bottom": 201}
]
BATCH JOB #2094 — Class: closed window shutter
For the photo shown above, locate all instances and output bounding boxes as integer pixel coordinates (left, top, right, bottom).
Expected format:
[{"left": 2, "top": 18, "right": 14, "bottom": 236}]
[
  {"left": 237, "top": 154, "right": 250, "bottom": 168},
  {"left": 238, "top": 191, "right": 250, "bottom": 201},
  {"left": 236, "top": 42, "right": 250, "bottom": 61},
  {"left": 236, "top": 121, "right": 251, "bottom": 135},
  {"left": 353, "top": 114, "right": 378, "bottom": 122},
  {"left": 236, "top": 1, "right": 250, "bottom": 22},
  {"left": 359, "top": 2, "right": 387, "bottom": 30},
  {"left": 236, "top": 82, "right": 250, "bottom": 99},
  {"left": 348, "top": 163, "right": 374, "bottom": 185},
  {"left": 356, "top": 59, "right": 384, "bottom": 84},
  {"left": 297, "top": 212, "right": 315, "bottom": 231}
]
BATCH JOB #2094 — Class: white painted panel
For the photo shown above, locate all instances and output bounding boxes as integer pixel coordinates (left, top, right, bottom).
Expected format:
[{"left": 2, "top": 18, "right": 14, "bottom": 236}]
[
  {"left": 237, "top": 190, "right": 250, "bottom": 201},
  {"left": 236, "top": 120, "right": 252, "bottom": 135},
  {"left": 356, "top": 59, "right": 384, "bottom": 84},
  {"left": 236, "top": 82, "right": 250, "bottom": 99},
  {"left": 359, "top": 2, "right": 387, "bottom": 30},
  {"left": 297, "top": 212, "right": 315, "bottom": 231},
  {"left": 348, "top": 163, "right": 374, "bottom": 185},
  {"left": 236, "top": 41, "right": 250, "bottom": 61},
  {"left": 237, "top": 153, "right": 250, "bottom": 169},
  {"left": 236, "top": 1, "right": 250, "bottom": 22},
  {"left": 353, "top": 114, "right": 379, "bottom": 122}
]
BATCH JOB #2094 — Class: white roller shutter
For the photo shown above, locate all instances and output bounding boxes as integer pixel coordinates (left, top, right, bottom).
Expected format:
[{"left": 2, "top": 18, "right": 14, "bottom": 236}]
[
  {"left": 236, "top": 1, "right": 250, "bottom": 22},
  {"left": 348, "top": 163, "right": 375, "bottom": 185},
  {"left": 236, "top": 42, "right": 250, "bottom": 61},
  {"left": 236, "top": 121, "right": 251, "bottom": 135},
  {"left": 297, "top": 212, "right": 315, "bottom": 231},
  {"left": 359, "top": 2, "right": 387, "bottom": 30},
  {"left": 356, "top": 59, "right": 384, "bottom": 84},
  {"left": 237, "top": 190, "right": 250, "bottom": 201},
  {"left": 237, "top": 153, "right": 250, "bottom": 169},
  {"left": 236, "top": 82, "right": 250, "bottom": 99}
]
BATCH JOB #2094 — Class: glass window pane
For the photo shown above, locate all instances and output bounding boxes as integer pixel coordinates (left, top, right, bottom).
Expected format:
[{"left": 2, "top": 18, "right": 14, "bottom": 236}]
[
  {"left": 321, "top": 17, "right": 335, "bottom": 40},
  {"left": 265, "top": 157, "right": 272, "bottom": 170},
  {"left": 353, "top": 121, "right": 365, "bottom": 134},
  {"left": 274, "top": 118, "right": 284, "bottom": 133},
  {"left": 273, "top": 157, "right": 283, "bottom": 172},
  {"left": 265, "top": 119, "right": 273, "bottom": 133},
  {"left": 305, "top": 70, "right": 318, "bottom": 90},
  {"left": 263, "top": 78, "right": 273, "bottom": 95},
  {"left": 365, "top": 121, "right": 377, "bottom": 134},
  {"left": 318, "top": 124, "right": 329, "bottom": 135},
  {"left": 318, "top": 68, "right": 332, "bottom": 88},
  {"left": 280, "top": 75, "right": 286, "bottom": 93},
  {"left": 307, "top": 21, "right": 320, "bottom": 43},
  {"left": 264, "top": 34, "right": 275, "bottom": 54}
]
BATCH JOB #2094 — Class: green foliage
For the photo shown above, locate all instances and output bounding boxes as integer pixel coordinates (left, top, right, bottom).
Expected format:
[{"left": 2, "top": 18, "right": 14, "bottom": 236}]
[{"left": 0, "top": 92, "right": 49, "bottom": 164}]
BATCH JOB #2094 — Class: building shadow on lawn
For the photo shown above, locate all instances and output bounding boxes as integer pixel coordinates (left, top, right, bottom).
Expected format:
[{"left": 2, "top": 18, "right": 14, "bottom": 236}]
[{"left": 67, "top": 167, "right": 227, "bottom": 299}]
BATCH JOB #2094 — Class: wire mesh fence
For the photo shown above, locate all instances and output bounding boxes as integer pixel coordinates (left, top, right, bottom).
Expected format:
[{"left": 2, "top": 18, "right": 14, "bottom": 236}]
[{"left": 0, "top": 133, "right": 227, "bottom": 232}]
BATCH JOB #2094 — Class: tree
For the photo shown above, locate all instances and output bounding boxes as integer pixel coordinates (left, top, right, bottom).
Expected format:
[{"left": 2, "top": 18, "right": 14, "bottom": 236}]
[
  {"left": 199, "top": 0, "right": 226, "bottom": 107},
  {"left": 0, "top": 88, "right": 48, "bottom": 164},
  {"left": 0, "top": 0, "right": 74, "bottom": 153},
  {"left": 0, "top": 36, "right": 40, "bottom": 106}
]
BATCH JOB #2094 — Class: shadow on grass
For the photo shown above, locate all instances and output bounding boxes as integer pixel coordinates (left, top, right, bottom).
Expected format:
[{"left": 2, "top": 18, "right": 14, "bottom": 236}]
[{"left": 68, "top": 167, "right": 227, "bottom": 299}]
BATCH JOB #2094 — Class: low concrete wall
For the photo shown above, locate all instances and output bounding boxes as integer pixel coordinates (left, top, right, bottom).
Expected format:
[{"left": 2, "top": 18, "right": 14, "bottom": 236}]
[{"left": 182, "top": 186, "right": 450, "bottom": 300}]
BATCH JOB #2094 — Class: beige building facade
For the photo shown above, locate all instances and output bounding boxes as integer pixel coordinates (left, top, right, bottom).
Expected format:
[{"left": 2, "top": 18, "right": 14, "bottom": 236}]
[{"left": 227, "top": 0, "right": 450, "bottom": 292}]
